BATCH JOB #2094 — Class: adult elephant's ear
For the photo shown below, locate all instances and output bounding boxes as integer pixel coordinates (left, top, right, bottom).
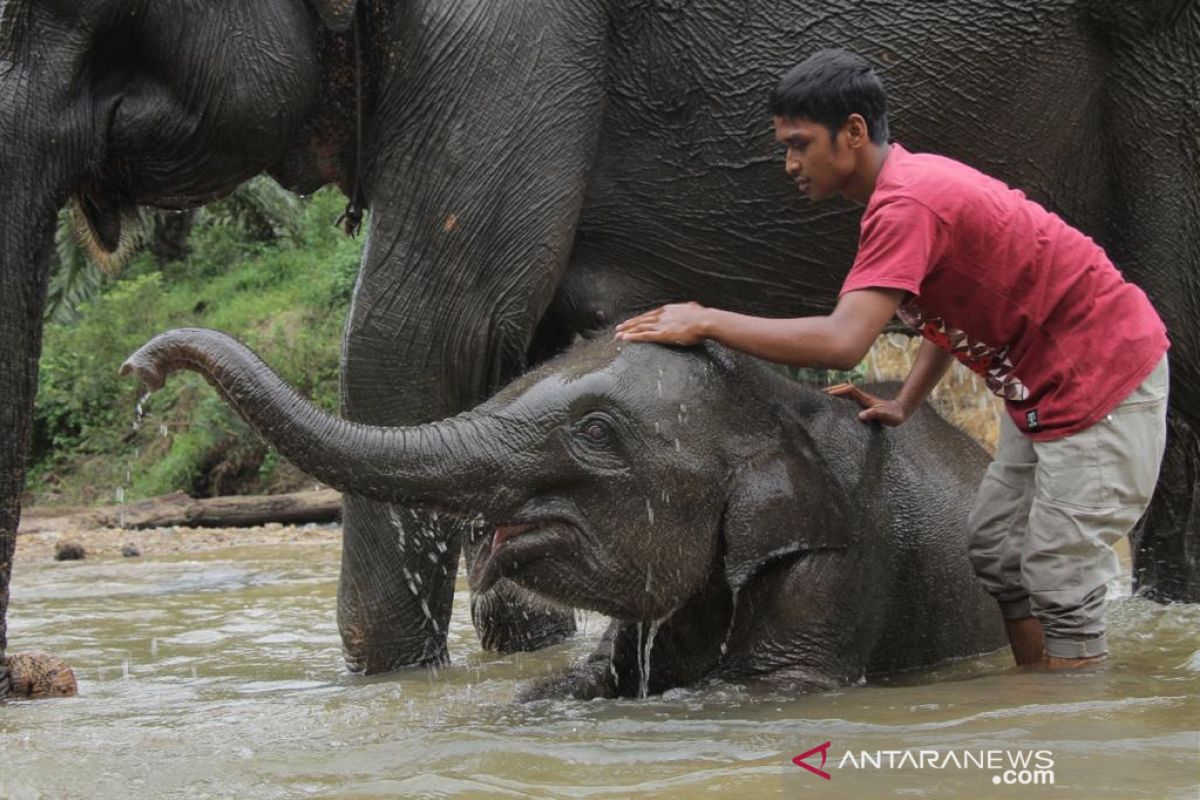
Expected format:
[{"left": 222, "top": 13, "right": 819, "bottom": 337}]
[
  {"left": 721, "top": 448, "right": 855, "bottom": 596},
  {"left": 305, "top": 0, "right": 359, "bottom": 33}
]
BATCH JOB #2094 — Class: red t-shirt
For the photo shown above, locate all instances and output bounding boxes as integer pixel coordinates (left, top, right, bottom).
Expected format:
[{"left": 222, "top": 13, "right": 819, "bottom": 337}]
[{"left": 840, "top": 143, "right": 1168, "bottom": 441}]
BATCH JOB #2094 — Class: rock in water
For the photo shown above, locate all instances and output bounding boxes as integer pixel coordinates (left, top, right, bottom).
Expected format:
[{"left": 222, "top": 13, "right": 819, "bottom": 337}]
[{"left": 54, "top": 541, "right": 86, "bottom": 561}]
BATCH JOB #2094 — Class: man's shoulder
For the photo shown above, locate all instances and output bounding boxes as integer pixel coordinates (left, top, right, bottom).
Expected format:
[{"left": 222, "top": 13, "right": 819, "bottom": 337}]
[
  {"left": 882, "top": 144, "right": 994, "bottom": 193},
  {"left": 874, "top": 143, "right": 1005, "bottom": 220}
]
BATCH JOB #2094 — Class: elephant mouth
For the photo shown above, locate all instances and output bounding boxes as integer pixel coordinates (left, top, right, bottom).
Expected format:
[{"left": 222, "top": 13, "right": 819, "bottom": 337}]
[{"left": 469, "top": 519, "right": 570, "bottom": 594}]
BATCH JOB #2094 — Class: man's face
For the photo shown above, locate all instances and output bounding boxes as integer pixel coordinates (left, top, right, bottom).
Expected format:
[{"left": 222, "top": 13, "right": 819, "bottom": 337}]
[{"left": 773, "top": 116, "right": 855, "bottom": 201}]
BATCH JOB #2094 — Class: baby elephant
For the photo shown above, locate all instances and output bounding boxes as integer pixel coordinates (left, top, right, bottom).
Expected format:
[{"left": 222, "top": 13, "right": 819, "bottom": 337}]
[{"left": 122, "top": 328, "right": 1005, "bottom": 698}]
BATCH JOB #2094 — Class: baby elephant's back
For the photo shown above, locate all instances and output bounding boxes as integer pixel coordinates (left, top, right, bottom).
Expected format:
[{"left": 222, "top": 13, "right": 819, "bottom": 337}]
[{"left": 829, "top": 384, "right": 1006, "bottom": 673}]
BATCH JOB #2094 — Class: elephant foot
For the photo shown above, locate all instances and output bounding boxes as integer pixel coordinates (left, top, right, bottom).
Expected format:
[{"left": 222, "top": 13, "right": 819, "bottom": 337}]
[
  {"left": 5, "top": 652, "right": 78, "bottom": 699},
  {"left": 340, "top": 621, "right": 450, "bottom": 674},
  {"left": 471, "top": 580, "right": 576, "bottom": 653}
]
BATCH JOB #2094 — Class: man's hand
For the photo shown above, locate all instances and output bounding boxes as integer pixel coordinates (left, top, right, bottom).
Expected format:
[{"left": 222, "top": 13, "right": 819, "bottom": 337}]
[
  {"left": 615, "top": 302, "right": 711, "bottom": 345},
  {"left": 825, "top": 383, "right": 910, "bottom": 426}
]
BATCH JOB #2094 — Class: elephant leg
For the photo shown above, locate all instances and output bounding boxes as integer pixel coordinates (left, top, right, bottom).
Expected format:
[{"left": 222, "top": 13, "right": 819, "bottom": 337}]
[
  {"left": 1, "top": 56, "right": 80, "bottom": 695},
  {"left": 0, "top": 194, "right": 57, "bottom": 700},
  {"left": 330, "top": 0, "right": 608, "bottom": 670},
  {"left": 0, "top": 261, "right": 46, "bottom": 699},
  {"left": 1103, "top": 10, "right": 1200, "bottom": 602},
  {"left": 336, "top": 268, "right": 578, "bottom": 670},
  {"left": 1133, "top": 412, "right": 1200, "bottom": 601},
  {"left": 338, "top": 497, "right": 464, "bottom": 671}
]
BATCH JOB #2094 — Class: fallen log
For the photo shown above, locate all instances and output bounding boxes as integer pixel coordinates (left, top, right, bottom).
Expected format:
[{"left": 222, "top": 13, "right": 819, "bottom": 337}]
[{"left": 19, "top": 489, "right": 342, "bottom": 533}]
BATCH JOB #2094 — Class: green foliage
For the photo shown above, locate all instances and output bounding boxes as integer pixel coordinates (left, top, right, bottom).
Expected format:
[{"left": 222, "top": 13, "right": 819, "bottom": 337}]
[
  {"left": 28, "top": 187, "right": 364, "bottom": 505},
  {"left": 45, "top": 177, "right": 310, "bottom": 322}
]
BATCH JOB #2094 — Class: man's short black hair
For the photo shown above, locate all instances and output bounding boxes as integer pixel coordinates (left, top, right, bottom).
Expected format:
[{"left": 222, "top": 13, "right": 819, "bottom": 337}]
[{"left": 769, "top": 49, "right": 889, "bottom": 145}]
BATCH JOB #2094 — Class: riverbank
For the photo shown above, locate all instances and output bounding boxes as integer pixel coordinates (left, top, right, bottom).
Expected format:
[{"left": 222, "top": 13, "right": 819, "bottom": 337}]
[{"left": 13, "top": 521, "right": 341, "bottom": 565}]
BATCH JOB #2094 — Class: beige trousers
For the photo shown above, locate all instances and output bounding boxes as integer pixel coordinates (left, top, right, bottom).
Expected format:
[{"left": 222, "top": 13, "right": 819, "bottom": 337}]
[{"left": 967, "top": 356, "right": 1169, "bottom": 658}]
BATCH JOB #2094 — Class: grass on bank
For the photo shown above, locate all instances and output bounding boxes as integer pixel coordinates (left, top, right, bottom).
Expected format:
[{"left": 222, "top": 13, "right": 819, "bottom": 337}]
[{"left": 27, "top": 188, "right": 361, "bottom": 506}]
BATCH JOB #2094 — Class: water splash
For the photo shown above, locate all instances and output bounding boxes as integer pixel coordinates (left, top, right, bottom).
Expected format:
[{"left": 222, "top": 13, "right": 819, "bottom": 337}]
[
  {"left": 132, "top": 391, "right": 151, "bottom": 432},
  {"left": 388, "top": 506, "right": 407, "bottom": 550},
  {"left": 636, "top": 618, "right": 665, "bottom": 699},
  {"left": 401, "top": 567, "right": 419, "bottom": 597},
  {"left": 719, "top": 593, "right": 740, "bottom": 657},
  {"left": 419, "top": 597, "right": 441, "bottom": 635},
  {"left": 645, "top": 500, "right": 655, "bottom": 526},
  {"left": 609, "top": 633, "right": 620, "bottom": 691}
]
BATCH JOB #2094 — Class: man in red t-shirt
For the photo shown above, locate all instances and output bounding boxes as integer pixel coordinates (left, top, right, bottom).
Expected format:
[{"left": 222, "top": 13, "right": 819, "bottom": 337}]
[{"left": 616, "top": 48, "right": 1169, "bottom": 670}]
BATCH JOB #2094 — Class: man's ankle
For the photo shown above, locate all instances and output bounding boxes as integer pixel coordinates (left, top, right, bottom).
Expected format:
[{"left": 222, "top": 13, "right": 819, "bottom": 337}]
[{"left": 1004, "top": 616, "right": 1045, "bottom": 666}]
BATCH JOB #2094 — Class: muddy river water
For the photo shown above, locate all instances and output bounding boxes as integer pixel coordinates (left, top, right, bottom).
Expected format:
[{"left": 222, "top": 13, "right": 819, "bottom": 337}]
[{"left": 3, "top": 532, "right": 1197, "bottom": 799}]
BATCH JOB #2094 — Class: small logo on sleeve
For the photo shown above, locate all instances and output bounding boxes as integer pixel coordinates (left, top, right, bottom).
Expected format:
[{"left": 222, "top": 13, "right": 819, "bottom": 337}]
[{"left": 1025, "top": 409, "right": 1039, "bottom": 430}]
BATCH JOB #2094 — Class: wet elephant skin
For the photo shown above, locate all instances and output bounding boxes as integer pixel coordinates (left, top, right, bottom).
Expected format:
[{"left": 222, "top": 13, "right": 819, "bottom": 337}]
[
  {"left": 1, "top": 0, "right": 1196, "bottom": 695},
  {"left": 123, "top": 328, "right": 1007, "bottom": 697}
]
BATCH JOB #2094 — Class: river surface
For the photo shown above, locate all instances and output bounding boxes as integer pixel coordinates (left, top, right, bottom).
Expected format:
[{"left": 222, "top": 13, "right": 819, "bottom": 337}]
[{"left": 3, "top": 533, "right": 1198, "bottom": 799}]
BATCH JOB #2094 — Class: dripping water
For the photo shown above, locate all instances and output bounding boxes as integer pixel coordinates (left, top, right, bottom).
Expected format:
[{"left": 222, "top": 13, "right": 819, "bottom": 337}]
[{"left": 636, "top": 618, "right": 665, "bottom": 699}]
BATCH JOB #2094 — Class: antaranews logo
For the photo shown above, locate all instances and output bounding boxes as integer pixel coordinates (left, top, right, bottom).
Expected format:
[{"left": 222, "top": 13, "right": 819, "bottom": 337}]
[
  {"left": 790, "top": 742, "right": 1055, "bottom": 786},
  {"left": 792, "top": 741, "right": 832, "bottom": 780}
]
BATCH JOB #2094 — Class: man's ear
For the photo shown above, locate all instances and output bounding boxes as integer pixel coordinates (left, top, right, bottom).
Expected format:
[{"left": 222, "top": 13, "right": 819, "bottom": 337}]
[
  {"left": 844, "top": 114, "right": 869, "bottom": 149},
  {"left": 721, "top": 448, "right": 854, "bottom": 595},
  {"left": 306, "top": 0, "right": 358, "bottom": 33}
]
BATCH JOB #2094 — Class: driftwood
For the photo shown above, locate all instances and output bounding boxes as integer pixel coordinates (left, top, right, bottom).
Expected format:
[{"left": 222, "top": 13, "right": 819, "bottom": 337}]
[{"left": 19, "top": 489, "right": 342, "bottom": 533}]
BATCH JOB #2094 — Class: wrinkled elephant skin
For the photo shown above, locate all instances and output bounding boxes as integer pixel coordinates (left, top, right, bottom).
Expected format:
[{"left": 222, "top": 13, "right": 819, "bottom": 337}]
[
  {"left": 123, "top": 328, "right": 1008, "bottom": 697},
  {"left": 2, "top": 0, "right": 1197, "bottom": 695}
]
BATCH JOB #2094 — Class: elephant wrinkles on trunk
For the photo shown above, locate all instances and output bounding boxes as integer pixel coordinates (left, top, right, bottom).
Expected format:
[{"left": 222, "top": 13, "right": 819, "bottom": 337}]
[
  {"left": 3, "top": 0, "right": 1197, "bottom": 695},
  {"left": 122, "top": 328, "right": 1007, "bottom": 697}
]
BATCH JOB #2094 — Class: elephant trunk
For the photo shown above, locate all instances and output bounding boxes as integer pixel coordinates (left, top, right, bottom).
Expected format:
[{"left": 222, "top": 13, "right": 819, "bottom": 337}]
[{"left": 121, "top": 328, "right": 530, "bottom": 517}]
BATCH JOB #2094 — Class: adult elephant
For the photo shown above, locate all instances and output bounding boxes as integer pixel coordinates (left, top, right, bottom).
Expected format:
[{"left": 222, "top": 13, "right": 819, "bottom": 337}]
[
  {"left": 1, "top": 0, "right": 1197, "bottom": 695},
  {"left": 122, "top": 327, "right": 1009, "bottom": 697}
]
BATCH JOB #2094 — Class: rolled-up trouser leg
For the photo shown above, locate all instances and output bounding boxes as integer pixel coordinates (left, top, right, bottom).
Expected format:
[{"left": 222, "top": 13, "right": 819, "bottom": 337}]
[
  {"left": 968, "top": 413, "right": 1037, "bottom": 619},
  {"left": 1025, "top": 357, "right": 1169, "bottom": 658}
]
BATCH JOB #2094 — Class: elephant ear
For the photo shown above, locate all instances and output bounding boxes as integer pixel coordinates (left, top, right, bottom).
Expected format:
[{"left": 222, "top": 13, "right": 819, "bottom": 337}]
[
  {"left": 721, "top": 446, "right": 854, "bottom": 596},
  {"left": 306, "top": 0, "right": 358, "bottom": 33}
]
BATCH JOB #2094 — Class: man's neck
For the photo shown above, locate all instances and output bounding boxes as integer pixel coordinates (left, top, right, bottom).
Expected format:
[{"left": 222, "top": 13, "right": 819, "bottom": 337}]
[{"left": 841, "top": 142, "right": 891, "bottom": 206}]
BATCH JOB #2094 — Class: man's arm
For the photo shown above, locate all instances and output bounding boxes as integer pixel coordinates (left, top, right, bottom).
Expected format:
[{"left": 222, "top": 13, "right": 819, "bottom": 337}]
[
  {"left": 826, "top": 338, "right": 953, "bottom": 425},
  {"left": 614, "top": 288, "right": 906, "bottom": 371}
]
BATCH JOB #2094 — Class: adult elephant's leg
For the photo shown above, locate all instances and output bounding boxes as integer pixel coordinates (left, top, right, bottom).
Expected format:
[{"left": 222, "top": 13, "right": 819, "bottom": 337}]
[
  {"left": 334, "top": 0, "right": 609, "bottom": 671},
  {"left": 1103, "top": 9, "right": 1200, "bottom": 602},
  {"left": 337, "top": 259, "right": 577, "bottom": 670},
  {"left": 0, "top": 107, "right": 72, "bottom": 700},
  {"left": 0, "top": 196, "right": 54, "bottom": 700}
]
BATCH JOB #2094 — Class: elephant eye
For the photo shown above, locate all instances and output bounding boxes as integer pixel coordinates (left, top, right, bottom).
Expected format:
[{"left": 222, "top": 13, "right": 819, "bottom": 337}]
[{"left": 580, "top": 417, "right": 613, "bottom": 443}]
